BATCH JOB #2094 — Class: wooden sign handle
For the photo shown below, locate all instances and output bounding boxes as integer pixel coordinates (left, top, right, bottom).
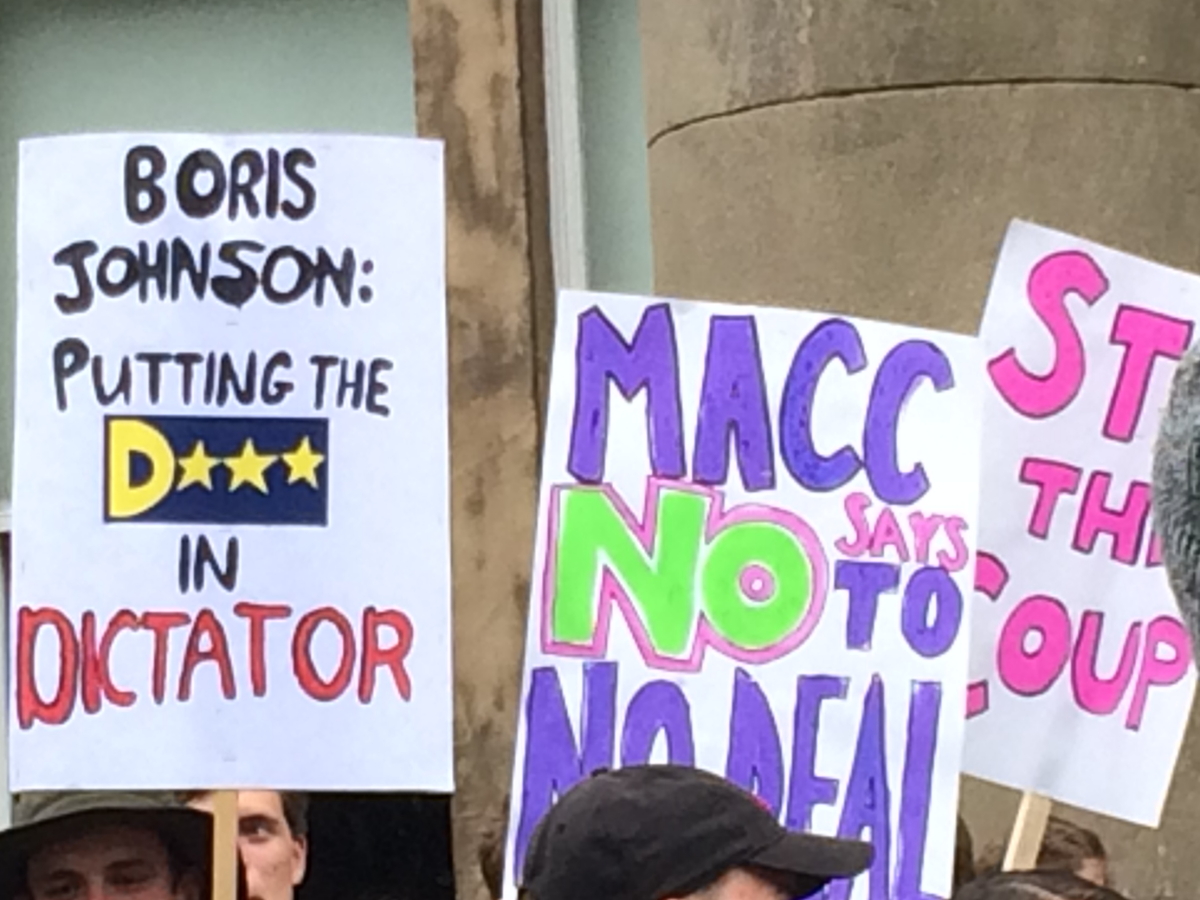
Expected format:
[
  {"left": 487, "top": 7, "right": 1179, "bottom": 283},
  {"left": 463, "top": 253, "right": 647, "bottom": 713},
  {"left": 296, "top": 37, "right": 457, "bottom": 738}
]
[
  {"left": 1002, "top": 791, "right": 1052, "bottom": 871},
  {"left": 212, "top": 790, "right": 239, "bottom": 900}
]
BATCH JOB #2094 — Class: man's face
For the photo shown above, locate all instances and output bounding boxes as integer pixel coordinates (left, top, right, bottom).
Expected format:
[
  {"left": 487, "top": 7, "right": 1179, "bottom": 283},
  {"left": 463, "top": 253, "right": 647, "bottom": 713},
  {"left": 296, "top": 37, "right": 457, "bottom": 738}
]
[
  {"left": 680, "top": 868, "right": 791, "bottom": 900},
  {"left": 187, "top": 791, "right": 306, "bottom": 900},
  {"left": 25, "top": 824, "right": 196, "bottom": 900}
]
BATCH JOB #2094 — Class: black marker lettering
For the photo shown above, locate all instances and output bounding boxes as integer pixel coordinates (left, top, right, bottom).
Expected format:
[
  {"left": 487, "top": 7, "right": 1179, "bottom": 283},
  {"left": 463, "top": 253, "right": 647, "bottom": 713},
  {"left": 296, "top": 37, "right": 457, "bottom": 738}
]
[
  {"left": 211, "top": 240, "right": 264, "bottom": 308},
  {"left": 262, "top": 352, "right": 295, "bottom": 404},
  {"left": 52, "top": 241, "right": 98, "bottom": 315},
  {"left": 97, "top": 247, "right": 138, "bottom": 298},
  {"left": 177, "top": 149, "right": 227, "bottom": 219},
  {"left": 135, "top": 352, "right": 172, "bottom": 404},
  {"left": 125, "top": 146, "right": 167, "bottom": 224},
  {"left": 313, "top": 248, "right": 355, "bottom": 306},
  {"left": 366, "top": 359, "right": 393, "bottom": 417},
  {"left": 170, "top": 238, "right": 210, "bottom": 300},
  {"left": 138, "top": 241, "right": 169, "bottom": 301},
  {"left": 229, "top": 150, "right": 264, "bottom": 220},
  {"left": 262, "top": 246, "right": 315, "bottom": 304},
  {"left": 310, "top": 355, "right": 339, "bottom": 409},
  {"left": 282, "top": 149, "right": 316, "bottom": 220},
  {"left": 175, "top": 352, "right": 203, "bottom": 404},
  {"left": 52, "top": 338, "right": 90, "bottom": 411},
  {"left": 92, "top": 356, "right": 132, "bottom": 406}
]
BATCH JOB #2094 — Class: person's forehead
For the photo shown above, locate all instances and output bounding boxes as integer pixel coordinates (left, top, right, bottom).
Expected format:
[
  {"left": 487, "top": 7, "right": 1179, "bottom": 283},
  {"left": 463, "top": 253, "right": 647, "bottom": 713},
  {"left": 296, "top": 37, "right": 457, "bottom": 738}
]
[
  {"left": 28, "top": 824, "right": 168, "bottom": 873},
  {"left": 709, "top": 868, "right": 791, "bottom": 900},
  {"left": 235, "top": 791, "right": 286, "bottom": 821}
]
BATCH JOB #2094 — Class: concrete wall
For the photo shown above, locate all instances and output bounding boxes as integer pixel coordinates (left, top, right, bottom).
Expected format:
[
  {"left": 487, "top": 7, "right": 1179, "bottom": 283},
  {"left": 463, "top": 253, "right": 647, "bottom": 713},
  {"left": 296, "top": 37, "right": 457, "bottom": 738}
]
[{"left": 638, "top": 2, "right": 1200, "bottom": 898}]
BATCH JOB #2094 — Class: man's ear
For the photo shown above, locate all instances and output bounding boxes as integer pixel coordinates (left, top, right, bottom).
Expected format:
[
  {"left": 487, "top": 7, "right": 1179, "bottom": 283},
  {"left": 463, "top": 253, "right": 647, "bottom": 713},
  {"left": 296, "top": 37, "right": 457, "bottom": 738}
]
[{"left": 290, "top": 836, "right": 308, "bottom": 887}]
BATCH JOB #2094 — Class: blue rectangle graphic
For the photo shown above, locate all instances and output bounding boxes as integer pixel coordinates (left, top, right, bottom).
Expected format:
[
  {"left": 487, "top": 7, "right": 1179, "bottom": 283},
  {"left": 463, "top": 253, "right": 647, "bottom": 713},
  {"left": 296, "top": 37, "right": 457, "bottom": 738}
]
[{"left": 104, "top": 416, "right": 329, "bottom": 525}]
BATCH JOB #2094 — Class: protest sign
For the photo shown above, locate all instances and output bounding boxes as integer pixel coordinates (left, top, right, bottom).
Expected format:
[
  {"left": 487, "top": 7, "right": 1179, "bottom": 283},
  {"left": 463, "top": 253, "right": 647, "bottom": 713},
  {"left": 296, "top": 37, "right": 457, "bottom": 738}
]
[
  {"left": 965, "top": 220, "right": 1199, "bottom": 826},
  {"left": 504, "top": 290, "right": 984, "bottom": 900},
  {"left": 11, "top": 133, "right": 452, "bottom": 790}
]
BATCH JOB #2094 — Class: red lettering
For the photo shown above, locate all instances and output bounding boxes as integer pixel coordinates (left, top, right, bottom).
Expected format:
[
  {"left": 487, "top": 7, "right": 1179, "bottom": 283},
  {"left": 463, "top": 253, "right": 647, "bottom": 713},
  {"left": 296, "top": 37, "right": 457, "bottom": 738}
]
[
  {"left": 234, "top": 601, "right": 293, "bottom": 697},
  {"left": 141, "top": 611, "right": 191, "bottom": 703},
  {"left": 359, "top": 608, "right": 414, "bottom": 702},
  {"left": 292, "top": 607, "right": 355, "bottom": 701},
  {"left": 82, "top": 609, "right": 138, "bottom": 713},
  {"left": 15, "top": 604, "right": 414, "bottom": 717},
  {"left": 17, "top": 607, "right": 78, "bottom": 729},
  {"left": 178, "top": 609, "right": 236, "bottom": 701}
]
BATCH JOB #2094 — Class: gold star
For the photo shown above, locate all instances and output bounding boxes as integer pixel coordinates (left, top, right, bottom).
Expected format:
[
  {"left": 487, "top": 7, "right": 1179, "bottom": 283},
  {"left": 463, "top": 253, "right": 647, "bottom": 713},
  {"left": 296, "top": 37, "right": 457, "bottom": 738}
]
[
  {"left": 281, "top": 435, "right": 325, "bottom": 489},
  {"left": 177, "top": 440, "right": 219, "bottom": 491},
  {"left": 223, "top": 439, "right": 277, "bottom": 494}
]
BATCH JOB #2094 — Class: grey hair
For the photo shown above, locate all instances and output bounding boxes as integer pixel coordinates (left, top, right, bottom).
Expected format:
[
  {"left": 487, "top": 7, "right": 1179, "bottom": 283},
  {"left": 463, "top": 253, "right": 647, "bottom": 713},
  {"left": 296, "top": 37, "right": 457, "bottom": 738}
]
[{"left": 1153, "top": 339, "right": 1200, "bottom": 658}]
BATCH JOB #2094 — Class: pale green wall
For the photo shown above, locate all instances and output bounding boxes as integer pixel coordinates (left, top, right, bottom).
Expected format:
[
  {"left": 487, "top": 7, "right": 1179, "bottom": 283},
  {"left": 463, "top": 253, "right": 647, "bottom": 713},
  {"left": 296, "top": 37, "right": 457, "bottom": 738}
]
[
  {"left": 578, "top": 0, "right": 654, "bottom": 295},
  {"left": 0, "top": 0, "right": 416, "bottom": 506}
]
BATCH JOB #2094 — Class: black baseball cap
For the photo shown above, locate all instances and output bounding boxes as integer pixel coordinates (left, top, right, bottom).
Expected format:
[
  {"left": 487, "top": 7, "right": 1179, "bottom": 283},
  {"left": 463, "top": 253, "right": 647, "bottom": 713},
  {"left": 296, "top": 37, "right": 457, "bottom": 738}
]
[{"left": 521, "top": 765, "right": 873, "bottom": 900}]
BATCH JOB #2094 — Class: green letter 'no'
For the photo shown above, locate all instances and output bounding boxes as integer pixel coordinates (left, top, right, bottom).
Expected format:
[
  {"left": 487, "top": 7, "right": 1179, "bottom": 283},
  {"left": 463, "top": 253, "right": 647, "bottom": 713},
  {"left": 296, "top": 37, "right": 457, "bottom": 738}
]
[{"left": 550, "top": 486, "right": 706, "bottom": 657}]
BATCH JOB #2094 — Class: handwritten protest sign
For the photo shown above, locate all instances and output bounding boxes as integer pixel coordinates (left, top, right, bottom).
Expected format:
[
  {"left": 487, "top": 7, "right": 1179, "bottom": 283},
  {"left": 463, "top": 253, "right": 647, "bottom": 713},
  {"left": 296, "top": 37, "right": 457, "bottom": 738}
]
[
  {"left": 11, "top": 134, "right": 452, "bottom": 790},
  {"left": 964, "top": 220, "right": 1198, "bottom": 826},
  {"left": 504, "top": 290, "right": 984, "bottom": 900}
]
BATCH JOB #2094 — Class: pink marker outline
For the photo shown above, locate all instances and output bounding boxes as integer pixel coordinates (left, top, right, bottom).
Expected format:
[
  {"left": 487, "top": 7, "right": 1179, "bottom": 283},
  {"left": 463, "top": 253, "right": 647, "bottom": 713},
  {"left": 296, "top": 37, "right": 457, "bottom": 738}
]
[{"left": 539, "top": 477, "right": 829, "bottom": 672}]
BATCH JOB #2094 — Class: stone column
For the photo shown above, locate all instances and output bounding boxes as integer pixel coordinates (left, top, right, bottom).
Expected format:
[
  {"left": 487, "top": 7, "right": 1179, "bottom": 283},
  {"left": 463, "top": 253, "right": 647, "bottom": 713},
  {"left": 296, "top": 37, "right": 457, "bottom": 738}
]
[
  {"left": 640, "top": 2, "right": 1200, "bottom": 896},
  {"left": 410, "top": 1, "right": 552, "bottom": 897},
  {"left": 642, "top": 1, "right": 1200, "bottom": 333}
]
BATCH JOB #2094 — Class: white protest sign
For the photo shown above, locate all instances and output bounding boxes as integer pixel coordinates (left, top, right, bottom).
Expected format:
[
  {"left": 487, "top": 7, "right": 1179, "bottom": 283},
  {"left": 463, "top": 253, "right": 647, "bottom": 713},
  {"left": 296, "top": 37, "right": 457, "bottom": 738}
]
[
  {"left": 965, "top": 219, "right": 1198, "bottom": 826},
  {"left": 11, "top": 133, "right": 452, "bottom": 790},
  {"left": 504, "top": 290, "right": 984, "bottom": 900}
]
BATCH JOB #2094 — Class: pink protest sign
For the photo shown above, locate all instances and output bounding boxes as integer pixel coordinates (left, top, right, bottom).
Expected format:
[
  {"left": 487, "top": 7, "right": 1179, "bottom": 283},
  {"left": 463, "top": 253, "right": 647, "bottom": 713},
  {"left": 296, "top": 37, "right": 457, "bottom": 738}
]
[{"left": 964, "top": 220, "right": 1198, "bottom": 826}]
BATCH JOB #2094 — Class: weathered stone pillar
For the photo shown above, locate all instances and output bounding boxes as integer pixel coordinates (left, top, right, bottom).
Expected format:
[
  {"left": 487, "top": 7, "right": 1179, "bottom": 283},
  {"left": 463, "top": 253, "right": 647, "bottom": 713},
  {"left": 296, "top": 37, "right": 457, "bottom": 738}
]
[
  {"left": 409, "top": 1, "right": 551, "bottom": 897},
  {"left": 640, "top": 2, "right": 1200, "bottom": 896}
]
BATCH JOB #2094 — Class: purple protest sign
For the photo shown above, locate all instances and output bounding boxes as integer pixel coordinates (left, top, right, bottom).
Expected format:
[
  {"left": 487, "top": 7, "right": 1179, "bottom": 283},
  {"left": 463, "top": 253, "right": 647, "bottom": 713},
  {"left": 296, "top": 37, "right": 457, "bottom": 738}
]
[{"left": 505, "top": 291, "right": 984, "bottom": 900}]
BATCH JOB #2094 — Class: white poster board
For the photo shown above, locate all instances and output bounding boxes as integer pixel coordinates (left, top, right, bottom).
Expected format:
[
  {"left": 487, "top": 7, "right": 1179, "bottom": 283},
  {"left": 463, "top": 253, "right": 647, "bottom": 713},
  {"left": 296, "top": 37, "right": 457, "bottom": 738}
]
[
  {"left": 965, "top": 219, "right": 1198, "bottom": 826},
  {"left": 505, "top": 290, "right": 984, "bottom": 900},
  {"left": 11, "top": 133, "right": 452, "bottom": 790}
]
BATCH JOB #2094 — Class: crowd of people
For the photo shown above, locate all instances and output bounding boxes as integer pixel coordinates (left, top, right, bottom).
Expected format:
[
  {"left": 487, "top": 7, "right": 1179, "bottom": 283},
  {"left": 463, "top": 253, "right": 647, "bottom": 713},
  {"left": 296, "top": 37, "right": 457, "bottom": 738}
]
[
  {"left": 0, "top": 770, "right": 1131, "bottom": 900},
  {"left": 0, "top": 789, "right": 307, "bottom": 900},
  {"left": 953, "top": 815, "right": 1120, "bottom": 900}
]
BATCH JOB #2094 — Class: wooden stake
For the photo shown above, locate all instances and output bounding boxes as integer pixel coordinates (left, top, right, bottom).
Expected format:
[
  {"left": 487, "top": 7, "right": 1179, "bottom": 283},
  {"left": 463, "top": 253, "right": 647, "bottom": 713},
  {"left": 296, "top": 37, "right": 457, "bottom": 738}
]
[
  {"left": 211, "top": 791, "right": 239, "bottom": 900},
  {"left": 1002, "top": 791, "right": 1053, "bottom": 871}
]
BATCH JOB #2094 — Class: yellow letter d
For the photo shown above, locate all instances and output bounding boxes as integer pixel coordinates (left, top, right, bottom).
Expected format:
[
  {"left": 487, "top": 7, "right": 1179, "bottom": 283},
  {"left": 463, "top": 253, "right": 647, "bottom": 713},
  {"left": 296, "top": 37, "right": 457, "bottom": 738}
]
[{"left": 106, "top": 419, "right": 175, "bottom": 519}]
